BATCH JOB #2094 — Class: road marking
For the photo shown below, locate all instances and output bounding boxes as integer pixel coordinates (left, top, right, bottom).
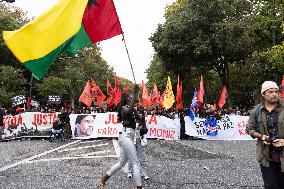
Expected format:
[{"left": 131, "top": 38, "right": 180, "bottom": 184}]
[
  {"left": 57, "top": 143, "right": 109, "bottom": 153},
  {"left": 0, "top": 140, "right": 80, "bottom": 172},
  {"left": 26, "top": 155, "right": 118, "bottom": 163},
  {"left": 74, "top": 150, "right": 111, "bottom": 156}
]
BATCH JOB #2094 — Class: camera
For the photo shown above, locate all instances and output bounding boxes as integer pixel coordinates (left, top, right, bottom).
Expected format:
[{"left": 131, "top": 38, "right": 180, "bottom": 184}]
[{"left": 265, "top": 135, "right": 276, "bottom": 143}]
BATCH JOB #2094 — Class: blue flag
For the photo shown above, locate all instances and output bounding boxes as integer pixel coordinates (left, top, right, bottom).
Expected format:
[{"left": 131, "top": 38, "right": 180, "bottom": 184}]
[{"left": 188, "top": 90, "right": 198, "bottom": 121}]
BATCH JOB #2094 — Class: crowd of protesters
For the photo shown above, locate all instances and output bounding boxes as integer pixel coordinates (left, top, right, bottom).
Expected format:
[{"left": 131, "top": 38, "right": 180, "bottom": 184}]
[{"left": 0, "top": 103, "right": 251, "bottom": 119}]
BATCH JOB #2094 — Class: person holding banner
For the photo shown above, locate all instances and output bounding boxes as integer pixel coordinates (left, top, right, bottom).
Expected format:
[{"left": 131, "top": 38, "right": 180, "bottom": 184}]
[
  {"left": 246, "top": 81, "right": 284, "bottom": 189},
  {"left": 97, "top": 84, "right": 144, "bottom": 189}
]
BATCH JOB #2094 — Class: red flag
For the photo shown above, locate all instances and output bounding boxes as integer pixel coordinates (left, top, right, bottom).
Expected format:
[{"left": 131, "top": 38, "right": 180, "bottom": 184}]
[
  {"left": 27, "top": 96, "right": 31, "bottom": 108},
  {"left": 91, "top": 79, "right": 97, "bottom": 97},
  {"left": 142, "top": 80, "right": 151, "bottom": 108},
  {"left": 91, "top": 79, "right": 106, "bottom": 107},
  {"left": 213, "top": 100, "right": 217, "bottom": 110},
  {"left": 70, "top": 99, "right": 74, "bottom": 109},
  {"left": 82, "top": 0, "right": 123, "bottom": 43},
  {"left": 176, "top": 75, "right": 183, "bottom": 109},
  {"left": 113, "top": 76, "right": 122, "bottom": 106},
  {"left": 124, "top": 85, "right": 129, "bottom": 93},
  {"left": 107, "top": 79, "right": 114, "bottom": 95},
  {"left": 79, "top": 80, "right": 93, "bottom": 107},
  {"left": 197, "top": 74, "right": 204, "bottom": 104},
  {"left": 279, "top": 75, "right": 284, "bottom": 101},
  {"left": 158, "top": 90, "right": 166, "bottom": 108},
  {"left": 218, "top": 86, "right": 228, "bottom": 109},
  {"left": 106, "top": 79, "right": 115, "bottom": 106},
  {"left": 96, "top": 86, "right": 106, "bottom": 107},
  {"left": 151, "top": 82, "right": 159, "bottom": 105},
  {"left": 63, "top": 101, "right": 66, "bottom": 109}
]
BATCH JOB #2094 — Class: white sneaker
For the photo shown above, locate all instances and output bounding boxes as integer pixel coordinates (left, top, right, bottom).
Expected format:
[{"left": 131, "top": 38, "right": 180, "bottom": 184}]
[
  {"left": 143, "top": 176, "right": 149, "bottom": 180},
  {"left": 127, "top": 173, "right": 133, "bottom": 178}
]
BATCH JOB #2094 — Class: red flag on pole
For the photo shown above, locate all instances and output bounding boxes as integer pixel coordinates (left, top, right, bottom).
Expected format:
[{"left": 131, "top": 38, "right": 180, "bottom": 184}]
[
  {"left": 279, "top": 75, "right": 284, "bottom": 101},
  {"left": 106, "top": 79, "right": 115, "bottom": 106},
  {"left": 124, "top": 85, "right": 129, "bottom": 93},
  {"left": 142, "top": 80, "right": 151, "bottom": 108},
  {"left": 27, "top": 96, "right": 31, "bottom": 108},
  {"left": 91, "top": 79, "right": 106, "bottom": 107},
  {"left": 218, "top": 86, "right": 228, "bottom": 109},
  {"left": 281, "top": 75, "right": 284, "bottom": 86},
  {"left": 70, "top": 99, "right": 74, "bottom": 109},
  {"left": 197, "top": 74, "right": 204, "bottom": 104},
  {"left": 96, "top": 86, "right": 106, "bottom": 108},
  {"left": 158, "top": 90, "right": 166, "bottom": 108},
  {"left": 176, "top": 75, "right": 183, "bottom": 109},
  {"left": 79, "top": 80, "right": 93, "bottom": 107},
  {"left": 213, "top": 100, "right": 217, "bottom": 110},
  {"left": 151, "top": 82, "right": 159, "bottom": 105},
  {"left": 113, "top": 76, "right": 122, "bottom": 106},
  {"left": 82, "top": 0, "right": 123, "bottom": 43}
]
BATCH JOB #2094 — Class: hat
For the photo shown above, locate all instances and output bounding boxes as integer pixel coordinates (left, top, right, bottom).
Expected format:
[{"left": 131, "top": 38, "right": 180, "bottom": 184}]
[{"left": 261, "top": 81, "right": 279, "bottom": 94}]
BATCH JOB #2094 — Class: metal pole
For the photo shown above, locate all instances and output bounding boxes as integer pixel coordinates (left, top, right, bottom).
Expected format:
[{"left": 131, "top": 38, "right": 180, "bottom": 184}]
[
  {"left": 29, "top": 75, "right": 33, "bottom": 99},
  {"left": 122, "top": 33, "right": 137, "bottom": 84}
]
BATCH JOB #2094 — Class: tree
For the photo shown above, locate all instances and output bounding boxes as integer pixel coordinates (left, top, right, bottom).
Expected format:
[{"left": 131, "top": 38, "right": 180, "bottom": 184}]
[
  {"left": 164, "top": 0, "right": 188, "bottom": 19},
  {"left": 36, "top": 76, "right": 71, "bottom": 102},
  {"left": 150, "top": 0, "right": 255, "bottom": 88},
  {"left": 0, "top": 65, "right": 27, "bottom": 107}
]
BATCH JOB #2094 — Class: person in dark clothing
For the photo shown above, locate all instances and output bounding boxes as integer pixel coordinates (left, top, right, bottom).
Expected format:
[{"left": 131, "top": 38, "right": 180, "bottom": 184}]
[{"left": 50, "top": 117, "right": 64, "bottom": 137}]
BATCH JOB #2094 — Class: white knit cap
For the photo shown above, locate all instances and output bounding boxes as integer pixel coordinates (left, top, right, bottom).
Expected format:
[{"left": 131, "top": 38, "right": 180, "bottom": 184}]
[{"left": 261, "top": 81, "right": 279, "bottom": 94}]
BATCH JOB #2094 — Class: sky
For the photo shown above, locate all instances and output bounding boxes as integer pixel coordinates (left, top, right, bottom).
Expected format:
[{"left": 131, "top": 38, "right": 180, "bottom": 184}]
[{"left": 11, "top": 0, "right": 175, "bottom": 84}]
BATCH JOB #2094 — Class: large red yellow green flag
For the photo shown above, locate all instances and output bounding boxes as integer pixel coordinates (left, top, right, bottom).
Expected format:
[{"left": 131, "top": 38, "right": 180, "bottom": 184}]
[{"left": 3, "top": 0, "right": 123, "bottom": 80}]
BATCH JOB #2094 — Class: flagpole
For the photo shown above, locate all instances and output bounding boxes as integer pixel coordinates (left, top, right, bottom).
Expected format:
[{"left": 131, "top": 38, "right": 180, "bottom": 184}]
[{"left": 122, "top": 33, "right": 137, "bottom": 84}]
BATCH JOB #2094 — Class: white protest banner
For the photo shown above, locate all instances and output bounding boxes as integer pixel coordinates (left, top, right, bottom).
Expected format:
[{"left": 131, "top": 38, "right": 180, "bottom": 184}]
[
  {"left": 185, "top": 115, "right": 253, "bottom": 140},
  {"left": 70, "top": 113, "right": 180, "bottom": 140},
  {"left": 3, "top": 112, "right": 59, "bottom": 131}
]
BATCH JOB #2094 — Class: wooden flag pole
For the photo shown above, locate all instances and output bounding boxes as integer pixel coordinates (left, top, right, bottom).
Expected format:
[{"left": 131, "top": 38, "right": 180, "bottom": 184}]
[{"left": 122, "top": 33, "right": 137, "bottom": 84}]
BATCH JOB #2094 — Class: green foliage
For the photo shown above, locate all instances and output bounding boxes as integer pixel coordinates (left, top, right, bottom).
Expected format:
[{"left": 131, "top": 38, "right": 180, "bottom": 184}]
[
  {"left": 0, "top": 65, "right": 27, "bottom": 107},
  {"left": 0, "top": 4, "right": 24, "bottom": 69},
  {"left": 150, "top": 0, "right": 254, "bottom": 87},
  {"left": 259, "top": 42, "right": 284, "bottom": 73},
  {"left": 164, "top": 0, "right": 188, "bottom": 19},
  {"left": 36, "top": 76, "right": 71, "bottom": 102}
]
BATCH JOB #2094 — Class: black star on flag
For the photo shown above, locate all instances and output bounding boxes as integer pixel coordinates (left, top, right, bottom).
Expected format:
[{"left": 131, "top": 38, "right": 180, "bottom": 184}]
[{"left": 88, "top": 0, "right": 99, "bottom": 9}]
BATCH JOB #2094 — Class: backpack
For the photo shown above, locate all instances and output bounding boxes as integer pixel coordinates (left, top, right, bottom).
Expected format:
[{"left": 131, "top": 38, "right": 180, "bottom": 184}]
[{"left": 254, "top": 107, "right": 260, "bottom": 132}]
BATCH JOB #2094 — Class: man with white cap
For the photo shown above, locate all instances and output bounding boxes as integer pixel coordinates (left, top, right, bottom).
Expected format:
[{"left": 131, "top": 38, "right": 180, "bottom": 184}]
[{"left": 246, "top": 81, "right": 284, "bottom": 189}]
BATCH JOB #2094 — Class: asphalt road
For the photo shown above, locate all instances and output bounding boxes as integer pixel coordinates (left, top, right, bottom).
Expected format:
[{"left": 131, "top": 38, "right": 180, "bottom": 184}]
[{"left": 0, "top": 139, "right": 263, "bottom": 189}]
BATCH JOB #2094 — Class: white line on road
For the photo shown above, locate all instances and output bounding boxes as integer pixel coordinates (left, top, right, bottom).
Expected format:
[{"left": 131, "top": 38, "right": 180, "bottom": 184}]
[
  {"left": 0, "top": 140, "right": 80, "bottom": 172},
  {"left": 57, "top": 143, "right": 109, "bottom": 153},
  {"left": 74, "top": 150, "right": 111, "bottom": 156},
  {"left": 26, "top": 155, "right": 118, "bottom": 163}
]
